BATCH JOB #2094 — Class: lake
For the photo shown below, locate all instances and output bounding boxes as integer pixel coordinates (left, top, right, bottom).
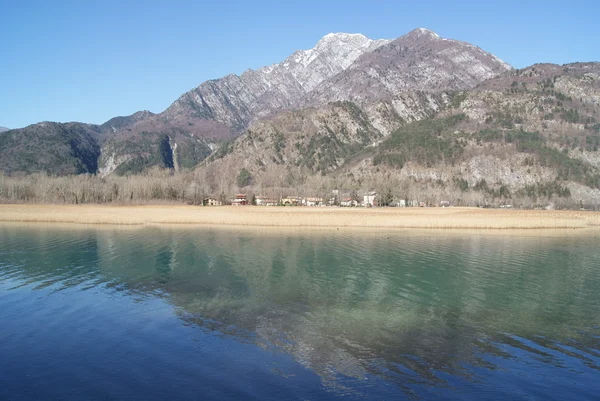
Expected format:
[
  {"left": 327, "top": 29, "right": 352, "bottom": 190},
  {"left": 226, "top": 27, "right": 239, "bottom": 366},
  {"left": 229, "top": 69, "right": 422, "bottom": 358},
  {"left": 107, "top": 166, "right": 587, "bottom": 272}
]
[{"left": 1, "top": 224, "right": 599, "bottom": 400}]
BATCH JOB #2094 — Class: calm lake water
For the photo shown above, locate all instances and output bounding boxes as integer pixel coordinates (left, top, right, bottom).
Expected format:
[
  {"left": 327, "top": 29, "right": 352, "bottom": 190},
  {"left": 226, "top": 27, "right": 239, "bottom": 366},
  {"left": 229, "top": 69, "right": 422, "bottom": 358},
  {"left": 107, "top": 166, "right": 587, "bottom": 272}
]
[{"left": 1, "top": 224, "right": 599, "bottom": 400}]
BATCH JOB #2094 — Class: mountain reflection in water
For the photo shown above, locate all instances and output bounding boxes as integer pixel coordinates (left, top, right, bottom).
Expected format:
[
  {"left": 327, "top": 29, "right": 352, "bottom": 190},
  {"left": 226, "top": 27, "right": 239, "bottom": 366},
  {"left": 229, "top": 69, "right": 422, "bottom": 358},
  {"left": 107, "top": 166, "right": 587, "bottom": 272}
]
[{"left": 1, "top": 224, "right": 599, "bottom": 400}]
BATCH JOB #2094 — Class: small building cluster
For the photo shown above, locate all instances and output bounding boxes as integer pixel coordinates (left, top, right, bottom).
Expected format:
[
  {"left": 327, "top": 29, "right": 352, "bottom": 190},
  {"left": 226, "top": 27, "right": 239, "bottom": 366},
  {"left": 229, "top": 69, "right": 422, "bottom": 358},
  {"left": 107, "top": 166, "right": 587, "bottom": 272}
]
[
  {"left": 255, "top": 197, "right": 278, "bottom": 206},
  {"left": 200, "top": 192, "right": 453, "bottom": 208},
  {"left": 231, "top": 194, "right": 248, "bottom": 206}
]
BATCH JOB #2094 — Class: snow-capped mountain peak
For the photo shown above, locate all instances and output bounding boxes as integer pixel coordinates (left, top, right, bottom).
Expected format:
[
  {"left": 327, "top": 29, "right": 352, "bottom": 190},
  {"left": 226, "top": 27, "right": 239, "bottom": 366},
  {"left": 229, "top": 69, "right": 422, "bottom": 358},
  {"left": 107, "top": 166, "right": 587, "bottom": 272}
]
[
  {"left": 287, "top": 32, "right": 390, "bottom": 70},
  {"left": 413, "top": 28, "right": 440, "bottom": 38},
  {"left": 165, "top": 32, "right": 391, "bottom": 126},
  {"left": 317, "top": 32, "right": 370, "bottom": 46},
  {"left": 165, "top": 28, "right": 511, "bottom": 137}
]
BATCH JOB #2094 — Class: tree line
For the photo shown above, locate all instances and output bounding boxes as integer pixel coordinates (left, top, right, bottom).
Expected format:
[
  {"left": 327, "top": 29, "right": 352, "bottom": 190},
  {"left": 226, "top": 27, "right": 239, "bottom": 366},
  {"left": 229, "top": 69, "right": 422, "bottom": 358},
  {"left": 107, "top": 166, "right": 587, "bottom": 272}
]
[{"left": 0, "top": 166, "right": 593, "bottom": 210}]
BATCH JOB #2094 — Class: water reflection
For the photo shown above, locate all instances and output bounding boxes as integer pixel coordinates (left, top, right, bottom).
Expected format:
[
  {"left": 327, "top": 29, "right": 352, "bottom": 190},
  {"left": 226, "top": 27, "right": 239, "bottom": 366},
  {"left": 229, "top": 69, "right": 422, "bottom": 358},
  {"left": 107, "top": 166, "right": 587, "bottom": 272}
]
[{"left": 1, "top": 224, "right": 600, "bottom": 398}]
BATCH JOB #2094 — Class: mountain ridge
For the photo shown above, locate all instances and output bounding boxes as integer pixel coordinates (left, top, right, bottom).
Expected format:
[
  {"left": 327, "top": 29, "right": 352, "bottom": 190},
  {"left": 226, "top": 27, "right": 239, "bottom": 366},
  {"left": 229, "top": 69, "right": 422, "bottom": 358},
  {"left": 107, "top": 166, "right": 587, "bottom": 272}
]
[
  {"left": 1, "top": 28, "right": 517, "bottom": 181},
  {"left": 162, "top": 28, "right": 511, "bottom": 136},
  {"left": 161, "top": 31, "right": 391, "bottom": 134},
  {"left": 305, "top": 29, "right": 512, "bottom": 107},
  {"left": 2, "top": 28, "right": 600, "bottom": 207}
]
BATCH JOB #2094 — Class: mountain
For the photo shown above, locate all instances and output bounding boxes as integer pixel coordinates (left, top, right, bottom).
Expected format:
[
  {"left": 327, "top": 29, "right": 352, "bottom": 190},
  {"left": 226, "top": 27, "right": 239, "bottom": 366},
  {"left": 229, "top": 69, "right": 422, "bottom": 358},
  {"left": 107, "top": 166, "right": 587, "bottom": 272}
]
[
  {"left": 162, "top": 28, "right": 510, "bottom": 136},
  {"left": 197, "top": 62, "right": 600, "bottom": 206},
  {"left": 97, "top": 123, "right": 213, "bottom": 176},
  {"left": 0, "top": 127, "right": 9, "bottom": 133},
  {"left": 100, "top": 28, "right": 511, "bottom": 175},
  {"left": 99, "top": 110, "right": 155, "bottom": 134},
  {"left": 0, "top": 122, "right": 101, "bottom": 175},
  {"left": 203, "top": 91, "right": 448, "bottom": 176},
  {"left": 306, "top": 28, "right": 512, "bottom": 106},
  {"left": 0, "top": 113, "right": 213, "bottom": 176},
  {"left": 0, "top": 28, "right": 513, "bottom": 177},
  {"left": 3, "top": 28, "right": 599, "bottom": 207},
  {"left": 161, "top": 33, "right": 390, "bottom": 134}
]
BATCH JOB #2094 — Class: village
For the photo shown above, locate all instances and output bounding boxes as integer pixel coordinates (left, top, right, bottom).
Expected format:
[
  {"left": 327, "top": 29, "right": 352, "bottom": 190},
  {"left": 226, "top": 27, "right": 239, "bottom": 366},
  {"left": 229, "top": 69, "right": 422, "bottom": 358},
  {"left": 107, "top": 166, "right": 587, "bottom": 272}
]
[{"left": 203, "top": 191, "right": 437, "bottom": 208}]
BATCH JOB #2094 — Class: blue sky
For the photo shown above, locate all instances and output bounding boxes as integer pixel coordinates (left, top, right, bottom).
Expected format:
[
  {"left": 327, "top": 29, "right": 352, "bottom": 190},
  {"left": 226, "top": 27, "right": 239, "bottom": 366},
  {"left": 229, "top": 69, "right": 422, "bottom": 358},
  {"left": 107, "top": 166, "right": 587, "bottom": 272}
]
[{"left": 1, "top": 0, "right": 598, "bottom": 129}]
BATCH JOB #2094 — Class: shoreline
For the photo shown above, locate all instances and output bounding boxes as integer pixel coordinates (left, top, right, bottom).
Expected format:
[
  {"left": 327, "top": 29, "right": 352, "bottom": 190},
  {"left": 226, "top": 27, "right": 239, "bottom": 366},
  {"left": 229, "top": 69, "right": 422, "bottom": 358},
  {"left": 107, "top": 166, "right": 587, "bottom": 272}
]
[{"left": 0, "top": 204, "right": 599, "bottom": 230}]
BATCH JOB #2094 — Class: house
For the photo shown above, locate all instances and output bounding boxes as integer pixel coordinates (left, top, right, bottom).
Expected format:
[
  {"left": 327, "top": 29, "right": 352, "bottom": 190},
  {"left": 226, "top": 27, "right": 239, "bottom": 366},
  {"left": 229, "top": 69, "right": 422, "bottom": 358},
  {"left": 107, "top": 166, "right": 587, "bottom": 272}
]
[
  {"left": 203, "top": 197, "right": 222, "bottom": 206},
  {"left": 303, "top": 197, "right": 324, "bottom": 207},
  {"left": 340, "top": 197, "right": 358, "bottom": 207},
  {"left": 363, "top": 192, "right": 377, "bottom": 207},
  {"left": 440, "top": 200, "right": 450, "bottom": 208},
  {"left": 256, "top": 196, "right": 278, "bottom": 206},
  {"left": 281, "top": 196, "right": 300, "bottom": 206},
  {"left": 231, "top": 194, "right": 247, "bottom": 206}
]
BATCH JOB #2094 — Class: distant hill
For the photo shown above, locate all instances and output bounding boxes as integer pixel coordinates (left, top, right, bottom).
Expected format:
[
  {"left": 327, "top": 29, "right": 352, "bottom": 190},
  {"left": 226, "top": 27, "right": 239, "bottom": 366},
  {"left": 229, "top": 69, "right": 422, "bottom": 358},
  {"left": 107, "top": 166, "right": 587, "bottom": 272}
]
[
  {"left": 0, "top": 117, "right": 213, "bottom": 176},
  {"left": 0, "top": 126, "right": 9, "bottom": 133},
  {"left": 99, "top": 110, "right": 155, "bottom": 134},
  {"left": 0, "top": 122, "right": 101, "bottom": 175}
]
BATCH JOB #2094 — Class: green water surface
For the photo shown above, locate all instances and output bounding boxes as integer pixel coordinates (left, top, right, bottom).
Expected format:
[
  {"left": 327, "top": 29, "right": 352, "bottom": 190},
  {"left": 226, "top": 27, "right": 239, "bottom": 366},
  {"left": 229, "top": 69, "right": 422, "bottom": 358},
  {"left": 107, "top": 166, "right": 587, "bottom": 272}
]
[{"left": 1, "top": 224, "right": 599, "bottom": 400}]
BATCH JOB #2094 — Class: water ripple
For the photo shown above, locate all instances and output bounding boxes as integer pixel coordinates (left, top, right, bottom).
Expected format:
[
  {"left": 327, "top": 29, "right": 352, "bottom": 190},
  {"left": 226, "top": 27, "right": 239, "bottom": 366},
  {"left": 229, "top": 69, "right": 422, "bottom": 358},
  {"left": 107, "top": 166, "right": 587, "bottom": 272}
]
[{"left": 1, "top": 225, "right": 600, "bottom": 400}]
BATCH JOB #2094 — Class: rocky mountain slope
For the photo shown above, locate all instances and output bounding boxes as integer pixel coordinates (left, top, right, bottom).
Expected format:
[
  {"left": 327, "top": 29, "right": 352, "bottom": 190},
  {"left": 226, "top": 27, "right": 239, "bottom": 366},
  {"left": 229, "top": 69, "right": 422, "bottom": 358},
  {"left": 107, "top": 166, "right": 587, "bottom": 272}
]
[
  {"left": 160, "top": 33, "right": 390, "bottom": 136},
  {"left": 90, "top": 27, "right": 511, "bottom": 177},
  {"left": 99, "top": 110, "right": 155, "bottom": 134},
  {"left": 162, "top": 28, "right": 510, "bottom": 136},
  {"left": 1, "top": 28, "right": 515, "bottom": 178},
  {"left": 306, "top": 28, "right": 512, "bottom": 106},
  {"left": 199, "top": 62, "right": 600, "bottom": 207}
]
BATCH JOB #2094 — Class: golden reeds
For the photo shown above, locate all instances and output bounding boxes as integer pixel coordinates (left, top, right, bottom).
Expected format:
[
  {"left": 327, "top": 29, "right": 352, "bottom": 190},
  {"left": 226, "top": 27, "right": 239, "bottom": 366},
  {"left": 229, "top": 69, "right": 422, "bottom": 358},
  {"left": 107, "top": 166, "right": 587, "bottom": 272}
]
[{"left": 0, "top": 205, "right": 599, "bottom": 230}]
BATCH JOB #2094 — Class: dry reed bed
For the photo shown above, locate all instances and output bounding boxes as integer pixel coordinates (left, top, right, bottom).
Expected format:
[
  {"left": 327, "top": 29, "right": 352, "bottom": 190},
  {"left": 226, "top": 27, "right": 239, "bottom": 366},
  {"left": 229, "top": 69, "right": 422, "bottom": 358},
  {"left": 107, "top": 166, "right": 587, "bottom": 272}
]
[{"left": 0, "top": 205, "right": 599, "bottom": 229}]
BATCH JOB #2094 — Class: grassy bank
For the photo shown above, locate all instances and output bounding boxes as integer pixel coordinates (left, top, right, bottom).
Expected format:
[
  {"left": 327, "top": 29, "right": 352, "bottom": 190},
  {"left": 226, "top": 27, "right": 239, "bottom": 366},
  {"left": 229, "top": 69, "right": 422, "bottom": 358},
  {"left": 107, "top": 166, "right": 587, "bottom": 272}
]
[{"left": 0, "top": 205, "right": 599, "bottom": 229}]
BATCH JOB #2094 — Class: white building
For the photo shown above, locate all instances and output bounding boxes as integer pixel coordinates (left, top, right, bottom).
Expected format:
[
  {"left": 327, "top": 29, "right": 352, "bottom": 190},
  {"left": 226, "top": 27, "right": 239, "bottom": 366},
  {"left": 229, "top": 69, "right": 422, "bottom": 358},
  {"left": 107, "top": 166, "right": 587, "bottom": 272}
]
[
  {"left": 363, "top": 192, "right": 377, "bottom": 207},
  {"left": 341, "top": 198, "right": 358, "bottom": 207},
  {"left": 304, "top": 197, "right": 324, "bottom": 207}
]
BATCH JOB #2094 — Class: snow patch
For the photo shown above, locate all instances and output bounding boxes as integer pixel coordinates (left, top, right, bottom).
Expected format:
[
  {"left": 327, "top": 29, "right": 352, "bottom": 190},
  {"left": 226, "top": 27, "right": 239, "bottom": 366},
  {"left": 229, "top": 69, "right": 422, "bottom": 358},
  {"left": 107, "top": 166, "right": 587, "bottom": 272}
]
[{"left": 415, "top": 28, "right": 440, "bottom": 38}]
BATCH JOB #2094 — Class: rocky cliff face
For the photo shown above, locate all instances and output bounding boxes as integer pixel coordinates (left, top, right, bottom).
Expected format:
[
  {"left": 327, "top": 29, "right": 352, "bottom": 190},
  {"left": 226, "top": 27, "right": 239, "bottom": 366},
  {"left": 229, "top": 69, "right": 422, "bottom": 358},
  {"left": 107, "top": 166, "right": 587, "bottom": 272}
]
[
  {"left": 202, "top": 90, "right": 452, "bottom": 182},
  {"left": 97, "top": 126, "right": 212, "bottom": 177},
  {"left": 207, "top": 102, "right": 384, "bottom": 175},
  {"left": 349, "top": 62, "right": 600, "bottom": 206}
]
